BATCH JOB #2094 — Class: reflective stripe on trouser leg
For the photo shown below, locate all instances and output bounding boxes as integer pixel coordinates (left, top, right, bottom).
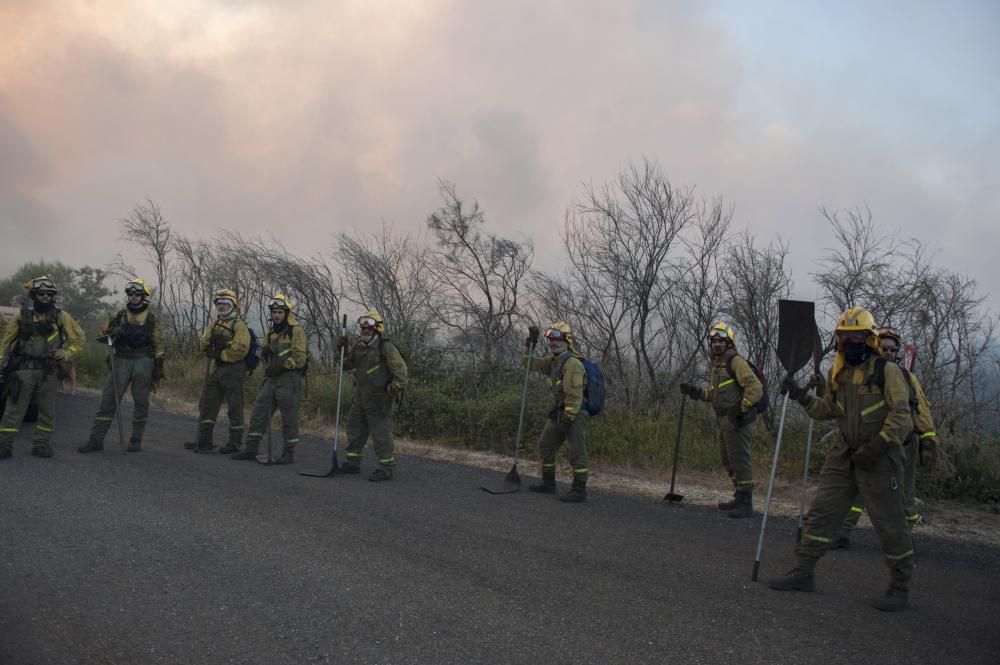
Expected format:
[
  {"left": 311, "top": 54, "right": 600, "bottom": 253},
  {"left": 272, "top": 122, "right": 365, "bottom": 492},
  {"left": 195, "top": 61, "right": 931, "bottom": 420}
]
[
  {"left": 344, "top": 399, "right": 369, "bottom": 464},
  {"left": 536, "top": 420, "right": 564, "bottom": 471},
  {"left": 838, "top": 499, "right": 865, "bottom": 538},
  {"left": 567, "top": 412, "right": 589, "bottom": 483},
  {"left": 244, "top": 379, "right": 279, "bottom": 451},
  {"left": 857, "top": 445, "right": 914, "bottom": 588},
  {"left": 127, "top": 357, "right": 153, "bottom": 443},
  {"left": 368, "top": 392, "right": 395, "bottom": 469},
  {"left": 0, "top": 369, "right": 46, "bottom": 446},
  {"left": 87, "top": 365, "right": 130, "bottom": 445},
  {"left": 901, "top": 435, "right": 920, "bottom": 524},
  {"left": 795, "top": 446, "right": 860, "bottom": 571},
  {"left": 275, "top": 372, "right": 301, "bottom": 451},
  {"left": 720, "top": 417, "right": 753, "bottom": 489}
]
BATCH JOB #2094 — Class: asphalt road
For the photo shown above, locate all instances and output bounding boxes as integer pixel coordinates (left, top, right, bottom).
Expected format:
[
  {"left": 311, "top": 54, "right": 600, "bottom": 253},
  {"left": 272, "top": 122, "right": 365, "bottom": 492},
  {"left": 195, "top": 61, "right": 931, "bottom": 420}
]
[{"left": 1, "top": 393, "right": 998, "bottom": 665}]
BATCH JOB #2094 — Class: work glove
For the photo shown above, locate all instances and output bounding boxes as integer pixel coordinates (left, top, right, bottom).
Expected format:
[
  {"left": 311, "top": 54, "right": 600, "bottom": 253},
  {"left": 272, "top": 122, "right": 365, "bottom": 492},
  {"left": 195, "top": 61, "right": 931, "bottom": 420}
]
[
  {"left": 264, "top": 364, "right": 284, "bottom": 378},
  {"left": 526, "top": 325, "right": 540, "bottom": 348},
  {"left": 734, "top": 408, "right": 758, "bottom": 429},
  {"left": 851, "top": 434, "right": 889, "bottom": 471},
  {"left": 387, "top": 382, "right": 403, "bottom": 398},
  {"left": 557, "top": 417, "right": 574, "bottom": 436},
  {"left": 205, "top": 348, "right": 223, "bottom": 361},
  {"left": 807, "top": 373, "right": 826, "bottom": 397},
  {"left": 919, "top": 438, "right": 937, "bottom": 467},
  {"left": 151, "top": 358, "right": 166, "bottom": 384},
  {"left": 282, "top": 358, "right": 297, "bottom": 371},
  {"left": 336, "top": 335, "right": 349, "bottom": 352},
  {"left": 104, "top": 325, "right": 122, "bottom": 341},
  {"left": 780, "top": 375, "right": 809, "bottom": 403},
  {"left": 679, "top": 382, "right": 701, "bottom": 400}
]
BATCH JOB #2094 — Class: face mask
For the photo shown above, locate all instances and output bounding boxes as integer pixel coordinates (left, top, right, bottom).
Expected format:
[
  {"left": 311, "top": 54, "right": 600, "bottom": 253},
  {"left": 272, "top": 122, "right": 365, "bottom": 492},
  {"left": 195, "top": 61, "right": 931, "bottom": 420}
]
[
  {"left": 32, "top": 298, "right": 53, "bottom": 313},
  {"left": 359, "top": 327, "right": 376, "bottom": 343},
  {"left": 843, "top": 341, "right": 870, "bottom": 365}
]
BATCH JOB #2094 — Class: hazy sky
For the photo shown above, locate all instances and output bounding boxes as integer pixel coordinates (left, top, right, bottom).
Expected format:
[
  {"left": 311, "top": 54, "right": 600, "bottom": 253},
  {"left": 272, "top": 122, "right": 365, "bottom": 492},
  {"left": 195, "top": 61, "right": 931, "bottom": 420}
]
[{"left": 1, "top": 0, "right": 997, "bottom": 308}]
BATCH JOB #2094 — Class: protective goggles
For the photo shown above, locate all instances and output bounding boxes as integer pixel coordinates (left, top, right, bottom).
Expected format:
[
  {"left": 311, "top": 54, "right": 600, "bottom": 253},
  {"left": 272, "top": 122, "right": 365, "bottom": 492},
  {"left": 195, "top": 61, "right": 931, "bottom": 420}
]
[
  {"left": 125, "top": 285, "right": 145, "bottom": 296},
  {"left": 358, "top": 317, "right": 378, "bottom": 328},
  {"left": 881, "top": 342, "right": 900, "bottom": 354},
  {"left": 31, "top": 278, "right": 56, "bottom": 292},
  {"left": 836, "top": 331, "right": 869, "bottom": 345},
  {"left": 544, "top": 328, "right": 565, "bottom": 340},
  {"left": 707, "top": 330, "right": 730, "bottom": 341},
  {"left": 268, "top": 299, "right": 290, "bottom": 311},
  {"left": 214, "top": 298, "right": 235, "bottom": 309}
]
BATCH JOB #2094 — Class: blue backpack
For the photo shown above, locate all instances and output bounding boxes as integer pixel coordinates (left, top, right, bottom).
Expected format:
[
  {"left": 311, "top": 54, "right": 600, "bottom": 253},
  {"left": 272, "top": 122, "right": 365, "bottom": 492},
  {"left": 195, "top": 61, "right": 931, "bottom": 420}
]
[
  {"left": 580, "top": 356, "right": 606, "bottom": 416},
  {"left": 244, "top": 326, "right": 261, "bottom": 373}
]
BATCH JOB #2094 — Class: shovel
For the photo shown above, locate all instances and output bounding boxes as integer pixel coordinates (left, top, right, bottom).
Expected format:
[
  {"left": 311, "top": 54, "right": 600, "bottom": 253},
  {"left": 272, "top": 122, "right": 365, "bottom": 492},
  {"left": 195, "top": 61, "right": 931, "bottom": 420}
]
[
  {"left": 301, "top": 315, "right": 349, "bottom": 477},
  {"left": 481, "top": 335, "right": 538, "bottom": 494},
  {"left": 752, "top": 299, "right": 817, "bottom": 582},
  {"left": 663, "top": 394, "right": 687, "bottom": 502}
]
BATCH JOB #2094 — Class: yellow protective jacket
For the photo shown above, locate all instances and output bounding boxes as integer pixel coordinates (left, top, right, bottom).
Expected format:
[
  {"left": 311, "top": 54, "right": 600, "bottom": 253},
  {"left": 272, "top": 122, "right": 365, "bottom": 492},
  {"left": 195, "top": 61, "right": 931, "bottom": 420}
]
[
  {"left": 696, "top": 348, "right": 763, "bottom": 417},
  {"left": 1, "top": 308, "right": 85, "bottom": 363},
  {"left": 343, "top": 335, "right": 408, "bottom": 395},
  {"left": 103, "top": 308, "right": 165, "bottom": 359},
  {"left": 528, "top": 350, "right": 586, "bottom": 421},
  {"left": 805, "top": 354, "right": 913, "bottom": 447},
  {"left": 201, "top": 318, "right": 251, "bottom": 364},
  {"left": 907, "top": 371, "right": 937, "bottom": 443},
  {"left": 263, "top": 314, "right": 308, "bottom": 372}
]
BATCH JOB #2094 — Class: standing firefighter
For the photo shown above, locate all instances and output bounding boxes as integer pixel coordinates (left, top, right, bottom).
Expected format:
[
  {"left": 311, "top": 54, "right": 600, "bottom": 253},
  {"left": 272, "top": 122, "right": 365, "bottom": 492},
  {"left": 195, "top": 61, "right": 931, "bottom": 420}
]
[
  {"left": 336, "top": 310, "right": 407, "bottom": 481},
  {"left": 831, "top": 326, "right": 938, "bottom": 548},
  {"left": 525, "top": 322, "right": 590, "bottom": 503},
  {"left": 771, "top": 307, "right": 915, "bottom": 611},
  {"left": 80, "top": 278, "right": 165, "bottom": 453},
  {"left": 679, "top": 322, "right": 764, "bottom": 518},
  {"left": 0, "top": 276, "right": 85, "bottom": 459},
  {"left": 185, "top": 289, "right": 251, "bottom": 454},
  {"left": 231, "top": 294, "right": 306, "bottom": 464}
]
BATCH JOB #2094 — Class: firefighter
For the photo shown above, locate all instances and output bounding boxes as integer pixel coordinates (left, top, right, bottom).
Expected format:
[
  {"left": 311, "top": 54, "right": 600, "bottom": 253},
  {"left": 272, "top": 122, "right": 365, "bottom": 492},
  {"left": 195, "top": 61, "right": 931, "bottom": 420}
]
[
  {"left": 231, "top": 294, "right": 307, "bottom": 464},
  {"left": 525, "top": 322, "right": 590, "bottom": 503},
  {"left": 679, "top": 322, "right": 764, "bottom": 518},
  {"left": 770, "top": 307, "right": 915, "bottom": 611},
  {"left": 336, "top": 310, "right": 408, "bottom": 481},
  {"left": 186, "top": 289, "right": 251, "bottom": 454},
  {"left": 831, "top": 326, "right": 938, "bottom": 548},
  {"left": 80, "top": 278, "right": 165, "bottom": 453},
  {"left": 0, "top": 276, "right": 85, "bottom": 459}
]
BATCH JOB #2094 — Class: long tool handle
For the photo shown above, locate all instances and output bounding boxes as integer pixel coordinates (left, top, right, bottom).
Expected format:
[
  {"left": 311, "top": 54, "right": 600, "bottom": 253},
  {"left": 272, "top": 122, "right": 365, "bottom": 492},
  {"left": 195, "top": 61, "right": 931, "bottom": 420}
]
[
  {"left": 796, "top": 415, "right": 815, "bottom": 542},
  {"left": 667, "top": 395, "right": 687, "bottom": 496},
  {"left": 331, "top": 314, "right": 347, "bottom": 458},
  {"left": 511, "top": 339, "right": 537, "bottom": 467},
  {"left": 753, "top": 392, "right": 790, "bottom": 581},
  {"left": 106, "top": 337, "right": 127, "bottom": 455}
]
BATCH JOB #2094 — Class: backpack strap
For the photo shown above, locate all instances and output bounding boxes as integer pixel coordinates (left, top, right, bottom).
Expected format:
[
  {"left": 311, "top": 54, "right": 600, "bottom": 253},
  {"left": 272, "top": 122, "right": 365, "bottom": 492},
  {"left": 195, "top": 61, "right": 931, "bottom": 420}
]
[{"left": 724, "top": 354, "right": 745, "bottom": 391}]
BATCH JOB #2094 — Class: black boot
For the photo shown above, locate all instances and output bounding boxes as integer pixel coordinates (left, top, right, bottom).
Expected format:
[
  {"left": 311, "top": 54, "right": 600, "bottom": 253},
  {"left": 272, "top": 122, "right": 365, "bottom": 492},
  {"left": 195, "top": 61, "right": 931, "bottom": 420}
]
[
  {"left": 830, "top": 536, "right": 851, "bottom": 550},
  {"left": 717, "top": 491, "right": 739, "bottom": 510},
  {"left": 218, "top": 443, "right": 240, "bottom": 455},
  {"left": 873, "top": 586, "right": 909, "bottom": 612},
  {"left": 274, "top": 448, "right": 295, "bottom": 465},
  {"left": 528, "top": 471, "right": 557, "bottom": 494},
  {"left": 368, "top": 468, "right": 392, "bottom": 482},
  {"left": 194, "top": 441, "right": 216, "bottom": 454},
  {"left": 340, "top": 462, "right": 361, "bottom": 474},
  {"left": 768, "top": 567, "right": 816, "bottom": 592},
  {"left": 31, "top": 443, "right": 54, "bottom": 458},
  {"left": 230, "top": 446, "right": 258, "bottom": 461},
  {"left": 183, "top": 441, "right": 196, "bottom": 450},
  {"left": 78, "top": 441, "right": 104, "bottom": 453},
  {"left": 127, "top": 440, "right": 142, "bottom": 453},
  {"left": 560, "top": 478, "right": 587, "bottom": 503},
  {"left": 727, "top": 490, "right": 752, "bottom": 519}
]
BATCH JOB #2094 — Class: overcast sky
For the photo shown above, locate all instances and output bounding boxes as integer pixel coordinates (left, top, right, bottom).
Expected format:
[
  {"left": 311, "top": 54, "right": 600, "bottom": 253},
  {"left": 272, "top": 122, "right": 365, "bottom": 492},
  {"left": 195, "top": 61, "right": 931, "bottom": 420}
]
[{"left": 1, "top": 0, "right": 997, "bottom": 310}]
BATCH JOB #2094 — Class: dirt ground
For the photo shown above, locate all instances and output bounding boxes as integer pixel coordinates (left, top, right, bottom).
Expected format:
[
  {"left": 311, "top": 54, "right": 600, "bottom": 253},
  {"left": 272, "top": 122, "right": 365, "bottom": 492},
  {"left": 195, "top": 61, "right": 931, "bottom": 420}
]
[{"left": 115, "top": 386, "right": 1000, "bottom": 547}]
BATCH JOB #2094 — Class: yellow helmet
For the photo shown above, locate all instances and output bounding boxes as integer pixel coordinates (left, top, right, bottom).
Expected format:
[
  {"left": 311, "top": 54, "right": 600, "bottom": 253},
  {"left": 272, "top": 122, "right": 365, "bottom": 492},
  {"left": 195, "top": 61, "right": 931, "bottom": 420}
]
[
  {"left": 125, "top": 277, "right": 152, "bottom": 298},
  {"left": 213, "top": 288, "right": 240, "bottom": 313},
  {"left": 835, "top": 307, "right": 878, "bottom": 336},
  {"left": 545, "top": 321, "right": 577, "bottom": 352},
  {"left": 358, "top": 310, "right": 384, "bottom": 334},
  {"left": 707, "top": 322, "right": 734, "bottom": 343},
  {"left": 268, "top": 293, "right": 294, "bottom": 312},
  {"left": 24, "top": 275, "right": 57, "bottom": 296}
]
